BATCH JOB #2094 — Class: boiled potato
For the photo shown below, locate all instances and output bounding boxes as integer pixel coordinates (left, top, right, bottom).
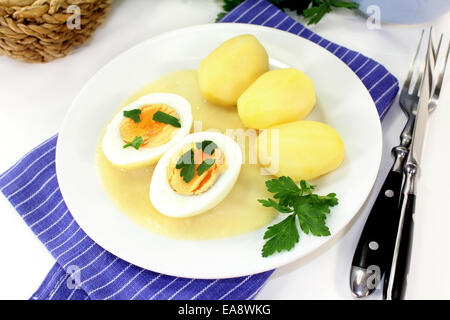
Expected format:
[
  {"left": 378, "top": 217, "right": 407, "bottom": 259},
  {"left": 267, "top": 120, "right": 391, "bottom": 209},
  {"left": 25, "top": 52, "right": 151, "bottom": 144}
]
[
  {"left": 198, "top": 34, "right": 269, "bottom": 107},
  {"left": 238, "top": 68, "right": 316, "bottom": 129},
  {"left": 257, "top": 120, "right": 344, "bottom": 181}
]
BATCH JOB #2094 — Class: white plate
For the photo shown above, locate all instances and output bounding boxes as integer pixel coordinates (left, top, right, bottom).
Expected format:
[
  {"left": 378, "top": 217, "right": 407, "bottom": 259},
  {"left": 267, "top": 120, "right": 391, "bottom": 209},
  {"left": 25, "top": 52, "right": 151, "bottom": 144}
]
[{"left": 56, "top": 23, "right": 382, "bottom": 279}]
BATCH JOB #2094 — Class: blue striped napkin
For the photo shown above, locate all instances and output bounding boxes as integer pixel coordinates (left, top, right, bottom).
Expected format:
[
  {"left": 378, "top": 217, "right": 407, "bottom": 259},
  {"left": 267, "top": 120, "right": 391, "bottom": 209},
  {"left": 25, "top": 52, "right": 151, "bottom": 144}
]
[{"left": 0, "top": 0, "right": 398, "bottom": 300}]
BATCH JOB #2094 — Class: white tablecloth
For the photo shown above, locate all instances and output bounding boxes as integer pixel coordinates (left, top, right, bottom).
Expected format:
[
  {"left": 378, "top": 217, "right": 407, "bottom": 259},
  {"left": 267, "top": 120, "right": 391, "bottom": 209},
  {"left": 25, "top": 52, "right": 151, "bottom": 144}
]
[{"left": 0, "top": 0, "right": 449, "bottom": 300}]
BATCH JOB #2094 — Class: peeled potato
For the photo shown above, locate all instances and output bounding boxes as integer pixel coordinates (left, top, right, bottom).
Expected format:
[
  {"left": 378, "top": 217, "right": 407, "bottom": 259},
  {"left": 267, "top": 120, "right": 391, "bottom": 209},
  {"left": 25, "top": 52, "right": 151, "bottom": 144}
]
[
  {"left": 198, "top": 34, "right": 269, "bottom": 107},
  {"left": 238, "top": 68, "right": 316, "bottom": 129},
  {"left": 257, "top": 120, "right": 344, "bottom": 181}
]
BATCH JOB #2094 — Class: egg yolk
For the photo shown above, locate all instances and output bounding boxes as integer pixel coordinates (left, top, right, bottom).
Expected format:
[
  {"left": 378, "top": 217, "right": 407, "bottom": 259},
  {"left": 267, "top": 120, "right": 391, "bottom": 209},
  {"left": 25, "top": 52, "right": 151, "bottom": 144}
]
[
  {"left": 120, "top": 104, "right": 179, "bottom": 148},
  {"left": 167, "top": 144, "right": 227, "bottom": 195}
]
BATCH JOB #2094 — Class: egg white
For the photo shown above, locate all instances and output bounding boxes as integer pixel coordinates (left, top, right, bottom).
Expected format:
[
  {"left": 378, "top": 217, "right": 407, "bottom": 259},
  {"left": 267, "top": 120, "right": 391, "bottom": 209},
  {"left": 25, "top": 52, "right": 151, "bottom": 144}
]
[
  {"left": 102, "top": 93, "right": 193, "bottom": 168},
  {"left": 150, "top": 132, "right": 243, "bottom": 218}
]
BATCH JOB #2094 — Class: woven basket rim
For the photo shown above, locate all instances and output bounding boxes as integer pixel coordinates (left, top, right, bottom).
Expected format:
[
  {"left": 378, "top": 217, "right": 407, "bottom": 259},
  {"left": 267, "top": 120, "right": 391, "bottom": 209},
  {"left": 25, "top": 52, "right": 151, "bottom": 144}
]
[
  {"left": 0, "top": 0, "right": 101, "bottom": 9},
  {"left": 0, "top": 0, "right": 111, "bottom": 63}
]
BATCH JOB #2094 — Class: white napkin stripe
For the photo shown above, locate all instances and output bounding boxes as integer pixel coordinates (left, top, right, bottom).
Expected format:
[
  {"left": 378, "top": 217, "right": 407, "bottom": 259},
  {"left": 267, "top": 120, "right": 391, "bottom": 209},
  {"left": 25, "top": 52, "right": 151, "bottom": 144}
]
[
  {"left": 1, "top": 147, "right": 56, "bottom": 192},
  {"left": 81, "top": 257, "right": 120, "bottom": 287},
  {"left": 219, "top": 275, "right": 252, "bottom": 300},
  {"left": 104, "top": 269, "right": 146, "bottom": 300},
  {"left": 14, "top": 173, "right": 57, "bottom": 209},
  {"left": 50, "top": 226, "right": 81, "bottom": 254},
  {"left": 190, "top": 279, "right": 220, "bottom": 300},
  {"left": 29, "top": 200, "right": 65, "bottom": 228},
  {"left": 149, "top": 277, "right": 179, "bottom": 300},
  {"left": 360, "top": 63, "right": 381, "bottom": 81},
  {"left": 55, "top": 234, "right": 89, "bottom": 261},
  {"left": 62, "top": 241, "right": 97, "bottom": 269},
  {"left": 7, "top": 160, "right": 55, "bottom": 199},
  {"left": 130, "top": 274, "right": 163, "bottom": 300},
  {"left": 232, "top": 0, "right": 264, "bottom": 22},
  {"left": 368, "top": 71, "right": 390, "bottom": 92},
  {"left": 87, "top": 263, "right": 133, "bottom": 297},
  {"left": 21, "top": 186, "right": 60, "bottom": 219},
  {"left": 43, "top": 219, "right": 76, "bottom": 246},
  {"left": 168, "top": 279, "right": 195, "bottom": 300},
  {"left": 247, "top": 4, "right": 272, "bottom": 23},
  {"left": 37, "top": 209, "right": 69, "bottom": 237}
]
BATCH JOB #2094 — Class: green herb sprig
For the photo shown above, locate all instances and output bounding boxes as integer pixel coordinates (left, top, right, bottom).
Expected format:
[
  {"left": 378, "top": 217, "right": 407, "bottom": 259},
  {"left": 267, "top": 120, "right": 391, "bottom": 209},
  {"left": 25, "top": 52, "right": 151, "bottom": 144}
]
[
  {"left": 176, "top": 149, "right": 196, "bottom": 183},
  {"left": 216, "top": 0, "right": 359, "bottom": 25},
  {"left": 153, "top": 111, "right": 181, "bottom": 128},
  {"left": 258, "top": 176, "right": 338, "bottom": 257},
  {"left": 123, "top": 136, "right": 144, "bottom": 150},
  {"left": 197, "top": 159, "right": 216, "bottom": 176},
  {"left": 123, "top": 109, "right": 142, "bottom": 123},
  {"left": 175, "top": 141, "right": 218, "bottom": 183},
  {"left": 196, "top": 140, "right": 218, "bottom": 156}
]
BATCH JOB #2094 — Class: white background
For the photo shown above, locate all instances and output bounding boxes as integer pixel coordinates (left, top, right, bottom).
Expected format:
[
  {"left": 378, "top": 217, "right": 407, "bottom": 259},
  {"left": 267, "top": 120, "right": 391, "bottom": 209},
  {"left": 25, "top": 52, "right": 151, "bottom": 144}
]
[{"left": 0, "top": 0, "right": 449, "bottom": 300}]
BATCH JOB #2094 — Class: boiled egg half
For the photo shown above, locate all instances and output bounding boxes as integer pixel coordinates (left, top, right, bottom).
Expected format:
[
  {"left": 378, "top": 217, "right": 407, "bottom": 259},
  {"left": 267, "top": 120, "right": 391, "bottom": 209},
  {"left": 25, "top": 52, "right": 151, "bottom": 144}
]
[
  {"left": 102, "top": 93, "right": 193, "bottom": 168},
  {"left": 150, "top": 132, "right": 243, "bottom": 218}
]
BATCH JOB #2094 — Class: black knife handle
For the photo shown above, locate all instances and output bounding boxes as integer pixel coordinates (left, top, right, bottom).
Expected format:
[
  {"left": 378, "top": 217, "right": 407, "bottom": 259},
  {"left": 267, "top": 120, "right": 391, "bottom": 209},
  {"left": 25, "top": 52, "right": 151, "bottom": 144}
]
[
  {"left": 383, "top": 193, "right": 416, "bottom": 300},
  {"left": 350, "top": 169, "right": 403, "bottom": 295},
  {"left": 352, "top": 169, "right": 403, "bottom": 269}
]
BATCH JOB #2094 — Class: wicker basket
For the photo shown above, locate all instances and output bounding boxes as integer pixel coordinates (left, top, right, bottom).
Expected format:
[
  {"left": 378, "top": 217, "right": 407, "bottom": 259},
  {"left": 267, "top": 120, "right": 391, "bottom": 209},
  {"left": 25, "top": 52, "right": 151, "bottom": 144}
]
[{"left": 0, "top": 0, "right": 111, "bottom": 63}]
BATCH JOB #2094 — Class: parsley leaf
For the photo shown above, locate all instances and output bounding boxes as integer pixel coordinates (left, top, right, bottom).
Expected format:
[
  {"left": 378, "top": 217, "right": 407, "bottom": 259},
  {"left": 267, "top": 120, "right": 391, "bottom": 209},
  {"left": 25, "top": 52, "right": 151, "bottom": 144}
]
[
  {"left": 197, "top": 158, "right": 216, "bottom": 176},
  {"left": 153, "top": 111, "right": 181, "bottom": 128},
  {"left": 175, "top": 143, "right": 219, "bottom": 183},
  {"left": 123, "top": 136, "right": 144, "bottom": 150},
  {"left": 294, "top": 193, "right": 337, "bottom": 236},
  {"left": 196, "top": 140, "right": 218, "bottom": 155},
  {"left": 176, "top": 149, "right": 195, "bottom": 183},
  {"left": 258, "top": 176, "right": 338, "bottom": 257},
  {"left": 258, "top": 198, "right": 293, "bottom": 214},
  {"left": 262, "top": 214, "right": 299, "bottom": 257},
  {"left": 302, "top": 1, "right": 332, "bottom": 25},
  {"left": 123, "top": 109, "right": 141, "bottom": 123},
  {"left": 216, "top": 0, "right": 359, "bottom": 25},
  {"left": 302, "top": 0, "right": 360, "bottom": 25},
  {"left": 265, "top": 176, "right": 301, "bottom": 207}
]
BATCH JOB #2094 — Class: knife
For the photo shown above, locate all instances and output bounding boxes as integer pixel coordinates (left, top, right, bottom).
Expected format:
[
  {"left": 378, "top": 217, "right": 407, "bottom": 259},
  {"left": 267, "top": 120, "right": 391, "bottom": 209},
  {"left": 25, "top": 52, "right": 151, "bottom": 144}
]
[
  {"left": 383, "top": 35, "right": 433, "bottom": 300},
  {"left": 349, "top": 69, "right": 413, "bottom": 298},
  {"left": 349, "top": 30, "right": 433, "bottom": 298}
]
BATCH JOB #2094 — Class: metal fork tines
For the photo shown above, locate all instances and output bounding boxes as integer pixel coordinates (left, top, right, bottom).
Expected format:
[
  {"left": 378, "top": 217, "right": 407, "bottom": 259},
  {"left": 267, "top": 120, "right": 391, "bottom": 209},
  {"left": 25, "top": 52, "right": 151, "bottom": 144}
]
[{"left": 394, "top": 29, "right": 449, "bottom": 172}]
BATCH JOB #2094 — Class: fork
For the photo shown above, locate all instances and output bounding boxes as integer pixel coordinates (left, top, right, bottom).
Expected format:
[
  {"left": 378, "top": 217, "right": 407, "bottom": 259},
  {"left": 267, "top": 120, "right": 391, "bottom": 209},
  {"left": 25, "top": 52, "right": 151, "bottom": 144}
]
[
  {"left": 350, "top": 29, "right": 449, "bottom": 299},
  {"left": 383, "top": 32, "right": 449, "bottom": 300},
  {"left": 399, "top": 30, "right": 445, "bottom": 150}
]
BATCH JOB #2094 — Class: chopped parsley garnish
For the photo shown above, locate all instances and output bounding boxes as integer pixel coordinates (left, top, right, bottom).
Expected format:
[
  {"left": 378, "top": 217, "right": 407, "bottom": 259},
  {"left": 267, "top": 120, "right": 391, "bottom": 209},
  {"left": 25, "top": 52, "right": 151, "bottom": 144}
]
[
  {"left": 258, "top": 176, "right": 338, "bottom": 257},
  {"left": 197, "top": 159, "right": 216, "bottom": 176},
  {"left": 123, "top": 109, "right": 141, "bottom": 123},
  {"left": 176, "top": 149, "right": 196, "bottom": 183},
  {"left": 123, "top": 136, "right": 144, "bottom": 150},
  {"left": 175, "top": 141, "right": 219, "bottom": 183},
  {"left": 196, "top": 140, "right": 217, "bottom": 155},
  {"left": 152, "top": 111, "right": 181, "bottom": 128}
]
